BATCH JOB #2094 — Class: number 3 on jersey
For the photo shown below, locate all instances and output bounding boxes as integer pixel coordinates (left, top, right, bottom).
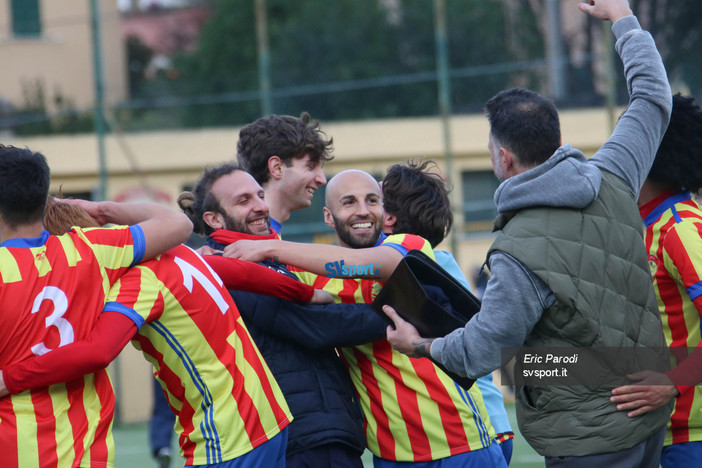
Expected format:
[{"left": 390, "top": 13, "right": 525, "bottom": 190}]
[{"left": 31, "top": 286, "right": 75, "bottom": 356}]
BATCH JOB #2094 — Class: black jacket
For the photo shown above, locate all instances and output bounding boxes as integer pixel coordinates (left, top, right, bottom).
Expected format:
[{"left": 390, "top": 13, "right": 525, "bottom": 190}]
[{"left": 208, "top": 236, "right": 387, "bottom": 456}]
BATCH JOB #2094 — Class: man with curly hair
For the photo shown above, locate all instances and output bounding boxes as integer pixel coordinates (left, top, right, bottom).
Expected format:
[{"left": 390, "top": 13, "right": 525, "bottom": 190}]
[{"left": 236, "top": 112, "right": 332, "bottom": 234}]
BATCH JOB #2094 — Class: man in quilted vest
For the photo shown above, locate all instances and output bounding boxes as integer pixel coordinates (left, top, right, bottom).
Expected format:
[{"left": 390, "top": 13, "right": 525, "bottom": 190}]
[{"left": 384, "top": 0, "right": 673, "bottom": 466}]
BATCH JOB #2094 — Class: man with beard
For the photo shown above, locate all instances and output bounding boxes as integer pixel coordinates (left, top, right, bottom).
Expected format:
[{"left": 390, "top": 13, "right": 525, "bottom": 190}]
[
  {"left": 226, "top": 169, "right": 505, "bottom": 467},
  {"left": 179, "top": 163, "right": 387, "bottom": 468},
  {"left": 385, "top": 1, "right": 673, "bottom": 466}
]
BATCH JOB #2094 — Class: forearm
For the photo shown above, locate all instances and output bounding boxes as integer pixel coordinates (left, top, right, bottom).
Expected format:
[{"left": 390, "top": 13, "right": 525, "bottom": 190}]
[
  {"left": 269, "top": 241, "right": 402, "bottom": 281},
  {"left": 591, "top": 15, "right": 672, "bottom": 195},
  {"left": 80, "top": 200, "right": 192, "bottom": 260},
  {"left": 234, "top": 291, "right": 386, "bottom": 348},
  {"left": 430, "top": 253, "right": 552, "bottom": 378},
  {"left": 205, "top": 255, "right": 314, "bottom": 302},
  {"left": 3, "top": 312, "right": 136, "bottom": 394}
]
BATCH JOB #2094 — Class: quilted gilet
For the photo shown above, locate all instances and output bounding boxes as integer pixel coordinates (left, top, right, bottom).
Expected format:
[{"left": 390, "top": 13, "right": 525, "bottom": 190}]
[{"left": 488, "top": 170, "right": 672, "bottom": 457}]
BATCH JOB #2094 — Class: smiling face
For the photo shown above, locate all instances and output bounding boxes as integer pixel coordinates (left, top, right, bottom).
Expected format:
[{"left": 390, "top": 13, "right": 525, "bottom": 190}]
[
  {"left": 208, "top": 170, "right": 270, "bottom": 235},
  {"left": 323, "top": 170, "right": 383, "bottom": 249},
  {"left": 278, "top": 153, "right": 327, "bottom": 211}
]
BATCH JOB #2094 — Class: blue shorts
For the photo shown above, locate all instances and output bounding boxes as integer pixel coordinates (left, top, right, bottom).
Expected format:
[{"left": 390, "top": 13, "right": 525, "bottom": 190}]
[
  {"left": 372, "top": 441, "right": 507, "bottom": 468},
  {"left": 188, "top": 427, "right": 288, "bottom": 468},
  {"left": 661, "top": 440, "right": 702, "bottom": 468}
]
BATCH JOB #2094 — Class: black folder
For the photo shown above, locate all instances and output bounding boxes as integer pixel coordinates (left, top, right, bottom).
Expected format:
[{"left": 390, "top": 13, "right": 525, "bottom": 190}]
[
  {"left": 371, "top": 249, "right": 481, "bottom": 337},
  {"left": 371, "top": 249, "right": 482, "bottom": 390}
]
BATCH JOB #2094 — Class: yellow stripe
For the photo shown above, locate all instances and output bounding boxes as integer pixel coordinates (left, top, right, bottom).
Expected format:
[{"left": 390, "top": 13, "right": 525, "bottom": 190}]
[
  {"left": 0, "top": 249, "right": 22, "bottom": 283},
  {"left": 78, "top": 373, "right": 115, "bottom": 468},
  {"left": 12, "top": 393, "right": 40, "bottom": 468},
  {"left": 49, "top": 385, "right": 78, "bottom": 468},
  {"left": 56, "top": 236, "right": 81, "bottom": 267}
]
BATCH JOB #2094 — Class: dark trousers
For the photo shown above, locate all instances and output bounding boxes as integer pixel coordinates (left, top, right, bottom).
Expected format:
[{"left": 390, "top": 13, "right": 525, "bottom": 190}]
[
  {"left": 149, "top": 378, "right": 175, "bottom": 456},
  {"left": 286, "top": 443, "right": 363, "bottom": 468},
  {"left": 545, "top": 426, "right": 666, "bottom": 468}
]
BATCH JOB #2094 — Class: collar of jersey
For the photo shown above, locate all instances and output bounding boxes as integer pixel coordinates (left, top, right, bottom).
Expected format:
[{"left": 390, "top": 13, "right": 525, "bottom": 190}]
[
  {"left": 641, "top": 191, "right": 691, "bottom": 227},
  {"left": 1, "top": 230, "right": 51, "bottom": 248}
]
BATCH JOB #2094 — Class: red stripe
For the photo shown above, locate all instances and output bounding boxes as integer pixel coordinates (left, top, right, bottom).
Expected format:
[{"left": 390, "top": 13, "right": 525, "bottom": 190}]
[
  {"left": 312, "top": 275, "right": 331, "bottom": 289},
  {"left": 671, "top": 388, "right": 694, "bottom": 444},
  {"left": 395, "top": 234, "right": 427, "bottom": 253},
  {"left": 31, "top": 389, "right": 59, "bottom": 468},
  {"left": 667, "top": 228, "right": 702, "bottom": 288},
  {"left": 0, "top": 399, "right": 19, "bottom": 468},
  {"left": 233, "top": 324, "right": 282, "bottom": 443},
  {"left": 373, "top": 341, "right": 432, "bottom": 460},
  {"left": 408, "top": 358, "right": 469, "bottom": 454},
  {"left": 351, "top": 346, "right": 395, "bottom": 459},
  {"left": 66, "top": 378, "right": 88, "bottom": 464},
  {"left": 92, "top": 370, "right": 115, "bottom": 465}
]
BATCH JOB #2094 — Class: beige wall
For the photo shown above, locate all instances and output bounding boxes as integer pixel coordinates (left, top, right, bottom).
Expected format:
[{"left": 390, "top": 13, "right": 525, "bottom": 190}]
[
  {"left": 5, "top": 109, "right": 618, "bottom": 422},
  {"left": 0, "top": 0, "right": 126, "bottom": 110}
]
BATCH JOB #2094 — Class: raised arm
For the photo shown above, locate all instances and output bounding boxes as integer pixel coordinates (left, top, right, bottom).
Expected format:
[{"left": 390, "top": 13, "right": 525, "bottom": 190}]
[
  {"left": 62, "top": 199, "right": 193, "bottom": 261},
  {"left": 583, "top": 0, "right": 672, "bottom": 196}
]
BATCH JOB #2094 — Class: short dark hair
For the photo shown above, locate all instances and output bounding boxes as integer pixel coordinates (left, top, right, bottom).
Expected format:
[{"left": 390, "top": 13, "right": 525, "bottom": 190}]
[
  {"left": 178, "top": 162, "right": 242, "bottom": 236},
  {"left": 647, "top": 94, "right": 702, "bottom": 192},
  {"left": 382, "top": 160, "right": 452, "bottom": 248},
  {"left": 485, "top": 88, "right": 561, "bottom": 167},
  {"left": 0, "top": 145, "right": 50, "bottom": 227},
  {"left": 237, "top": 112, "right": 334, "bottom": 184}
]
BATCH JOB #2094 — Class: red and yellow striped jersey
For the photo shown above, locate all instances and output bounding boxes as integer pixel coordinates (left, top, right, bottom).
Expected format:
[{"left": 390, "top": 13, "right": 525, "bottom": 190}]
[
  {"left": 103, "top": 245, "right": 291, "bottom": 465},
  {"left": 0, "top": 226, "right": 141, "bottom": 468},
  {"left": 294, "top": 234, "right": 495, "bottom": 461},
  {"left": 641, "top": 191, "right": 702, "bottom": 446}
]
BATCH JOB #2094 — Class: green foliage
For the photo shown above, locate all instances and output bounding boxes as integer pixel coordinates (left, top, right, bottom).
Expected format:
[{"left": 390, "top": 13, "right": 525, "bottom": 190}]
[
  {"left": 171, "top": 0, "right": 544, "bottom": 126},
  {"left": 651, "top": 0, "right": 702, "bottom": 94},
  {"left": 8, "top": 79, "right": 94, "bottom": 136}
]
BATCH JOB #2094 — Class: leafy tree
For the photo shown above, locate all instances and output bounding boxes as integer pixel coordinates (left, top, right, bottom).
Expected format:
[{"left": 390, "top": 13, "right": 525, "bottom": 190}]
[{"left": 171, "top": 0, "right": 542, "bottom": 126}]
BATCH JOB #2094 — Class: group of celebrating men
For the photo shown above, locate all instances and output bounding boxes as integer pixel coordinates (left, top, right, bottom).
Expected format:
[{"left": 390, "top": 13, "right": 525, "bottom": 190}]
[{"left": 1, "top": 0, "right": 701, "bottom": 467}]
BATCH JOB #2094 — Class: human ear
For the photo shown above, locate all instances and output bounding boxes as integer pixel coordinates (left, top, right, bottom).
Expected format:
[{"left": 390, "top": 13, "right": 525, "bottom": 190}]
[
  {"left": 323, "top": 207, "right": 334, "bottom": 229},
  {"left": 203, "top": 211, "right": 223, "bottom": 230},
  {"left": 267, "top": 156, "right": 284, "bottom": 181}
]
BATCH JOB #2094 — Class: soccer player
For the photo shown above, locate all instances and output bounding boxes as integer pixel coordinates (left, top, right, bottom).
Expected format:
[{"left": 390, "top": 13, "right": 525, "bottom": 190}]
[
  {"left": 1, "top": 198, "right": 293, "bottom": 467},
  {"left": 0, "top": 144, "right": 192, "bottom": 467},
  {"left": 225, "top": 169, "right": 505, "bottom": 467},
  {"left": 236, "top": 112, "right": 331, "bottom": 234},
  {"left": 380, "top": 160, "right": 514, "bottom": 465},
  {"left": 608, "top": 94, "right": 702, "bottom": 466},
  {"left": 180, "top": 163, "right": 387, "bottom": 468}
]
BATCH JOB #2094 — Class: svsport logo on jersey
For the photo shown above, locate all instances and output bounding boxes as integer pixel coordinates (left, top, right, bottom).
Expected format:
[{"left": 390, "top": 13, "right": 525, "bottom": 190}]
[{"left": 325, "top": 259, "right": 382, "bottom": 278}]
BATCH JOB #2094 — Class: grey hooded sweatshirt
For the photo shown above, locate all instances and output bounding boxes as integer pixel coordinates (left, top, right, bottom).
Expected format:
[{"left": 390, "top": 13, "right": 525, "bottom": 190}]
[{"left": 430, "top": 15, "right": 671, "bottom": 383}]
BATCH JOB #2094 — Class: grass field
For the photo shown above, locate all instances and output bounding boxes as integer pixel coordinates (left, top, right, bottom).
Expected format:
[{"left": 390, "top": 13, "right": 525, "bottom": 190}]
[{"left": 113, "top": 401, "right": 546, "bottom": 468}]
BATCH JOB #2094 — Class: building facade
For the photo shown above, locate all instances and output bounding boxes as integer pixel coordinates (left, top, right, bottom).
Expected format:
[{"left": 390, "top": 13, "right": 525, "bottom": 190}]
[{"left": 0, "top": 0, "right": 126, "bottom": 112}]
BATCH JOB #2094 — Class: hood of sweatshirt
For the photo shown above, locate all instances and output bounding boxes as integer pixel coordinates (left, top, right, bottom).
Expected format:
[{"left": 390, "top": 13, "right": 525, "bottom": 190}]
[{"left": 493, "top": 145, "right": 602, "bottom": 213}]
